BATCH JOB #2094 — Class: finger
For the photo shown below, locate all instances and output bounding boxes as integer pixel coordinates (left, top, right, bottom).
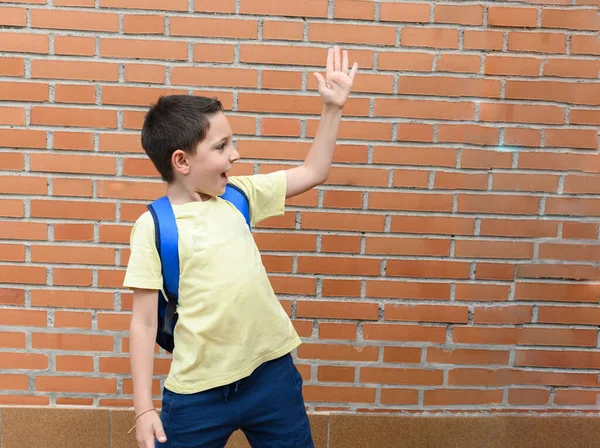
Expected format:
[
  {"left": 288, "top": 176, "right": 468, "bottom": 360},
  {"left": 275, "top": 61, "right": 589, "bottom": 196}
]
[
  {"left": 313, "top": 72, "right": 326, "bottom": 94},
  {"left": 154, "top": 421, "right": 167, "bottom": 443},
  {"left": 349, "top": 62, "right": 359, "bottom": 81},
  {"left": 334, "top": 45, "right": 341, "bottom": 72},
  {"left": 326, "top": 48, "right": 334, "bottom": 76},
  {"left": 342, "top": 50, "right": 349, "bottom": 74}
]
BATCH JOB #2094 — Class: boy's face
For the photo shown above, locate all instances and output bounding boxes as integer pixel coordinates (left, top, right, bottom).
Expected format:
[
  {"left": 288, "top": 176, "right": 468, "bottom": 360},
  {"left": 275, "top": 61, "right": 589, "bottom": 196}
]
[{"left": 185, "top": 112, "right": 240, "bottom": 198}]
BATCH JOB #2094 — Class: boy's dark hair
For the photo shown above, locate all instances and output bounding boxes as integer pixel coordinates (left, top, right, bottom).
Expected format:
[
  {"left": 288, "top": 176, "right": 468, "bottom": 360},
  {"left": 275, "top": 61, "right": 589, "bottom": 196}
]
[{"left": 141, "top": 95, "right": 223, "bottom": 183}]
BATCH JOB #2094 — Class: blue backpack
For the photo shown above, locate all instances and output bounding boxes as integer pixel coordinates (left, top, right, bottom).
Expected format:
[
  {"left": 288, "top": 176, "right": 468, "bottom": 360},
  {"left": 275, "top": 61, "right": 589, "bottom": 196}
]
[{"left": 147, "top": 184, "right": 251, "bottom": 353}]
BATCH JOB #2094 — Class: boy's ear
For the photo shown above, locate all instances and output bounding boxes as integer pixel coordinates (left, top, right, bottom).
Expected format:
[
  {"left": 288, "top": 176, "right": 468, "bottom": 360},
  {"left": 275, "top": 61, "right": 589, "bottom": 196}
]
[{"left": 172, "top": 149, "right": 190, "bottom": 176}]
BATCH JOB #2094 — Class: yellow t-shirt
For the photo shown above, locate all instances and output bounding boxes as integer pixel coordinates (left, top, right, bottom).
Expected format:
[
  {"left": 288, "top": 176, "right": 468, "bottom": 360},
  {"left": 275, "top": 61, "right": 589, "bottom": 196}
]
[{"left": 123, "top": 171, "right": 301, "bottom": 394}]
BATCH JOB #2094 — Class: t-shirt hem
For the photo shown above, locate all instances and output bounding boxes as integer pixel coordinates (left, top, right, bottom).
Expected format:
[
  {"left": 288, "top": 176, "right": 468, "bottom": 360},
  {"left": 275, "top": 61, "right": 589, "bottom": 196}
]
[{"left": 163, "top": 336, "right": 302, "bottom": 395}]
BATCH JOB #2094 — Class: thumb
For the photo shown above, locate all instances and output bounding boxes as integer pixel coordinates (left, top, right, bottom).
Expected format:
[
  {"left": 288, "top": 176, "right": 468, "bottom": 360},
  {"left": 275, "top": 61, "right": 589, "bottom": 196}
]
[
  {"left": 154, "top": 421, "right": 167, "bottom": 443},
  {"left": 313, "top": 72, "right": 326, "bottom": 94}
]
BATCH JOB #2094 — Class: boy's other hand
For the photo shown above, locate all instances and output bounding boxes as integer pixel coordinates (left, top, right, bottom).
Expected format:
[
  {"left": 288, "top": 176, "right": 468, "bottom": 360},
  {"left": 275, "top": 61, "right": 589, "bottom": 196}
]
[
  {"left": 136, "top": 411, "right": 167, "bottom": 447},
  {"left": 313, "top": 45, "right": 358, "bottom": 110}
]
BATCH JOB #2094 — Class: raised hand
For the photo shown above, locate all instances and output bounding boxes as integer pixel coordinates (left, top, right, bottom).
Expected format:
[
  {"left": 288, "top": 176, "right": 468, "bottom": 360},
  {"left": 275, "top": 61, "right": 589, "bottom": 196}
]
[{"left": 313, "top": 45, "right": 358, "bottom": 110}]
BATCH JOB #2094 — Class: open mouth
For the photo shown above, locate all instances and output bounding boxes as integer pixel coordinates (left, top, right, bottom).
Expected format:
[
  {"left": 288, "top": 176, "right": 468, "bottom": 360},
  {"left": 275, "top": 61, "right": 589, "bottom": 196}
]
[{"left": 221, "top": 172, "right": 228, "bottom": 182}]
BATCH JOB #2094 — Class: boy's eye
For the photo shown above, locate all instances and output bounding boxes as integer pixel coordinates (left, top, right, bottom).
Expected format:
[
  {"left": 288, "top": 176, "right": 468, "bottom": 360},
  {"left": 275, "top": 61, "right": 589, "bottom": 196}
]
[{"left": 216, "top": 143, "right": 226, "bottom": 150}]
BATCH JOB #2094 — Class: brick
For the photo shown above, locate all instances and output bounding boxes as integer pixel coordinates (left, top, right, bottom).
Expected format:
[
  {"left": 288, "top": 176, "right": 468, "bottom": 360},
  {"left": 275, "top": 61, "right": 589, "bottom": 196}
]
[
  {"left": 381, "top": 389, "right": 420, "bottom": 405},
  {"left": 542, "top": 8, "right": 599, "bottom": 31},
  {"left": 449, "top": 368, "right": 597, "bottom": 387},
  {"left": 401, "top": 27, "right": 459, "bottom": 49},
  {"left": 480, "top": 103, "right": 563, "bottom": 125},
  {"left": 318, "top": 323, "right": 357, "bottom": 340},
  {"left": 0, "top": 375, "right": 28, "bottom": 390},
  {"left": 321, "top": 235, "right": 361, "bottom": 253},
  {"left": 361, "top": 367, "right": 443, "bottom": 386},
  {"left": 425, "top": 389, "right": 503, "bottom": 406},
  {"left": 32, "top": 332, "right": 114, "bottom": 351},
  {"left": 0, "top": 31, "right": 48, "bottom": 53},
  {"left": 303, "top": 385, "right": 375, "bottom": 404},
  {"left": 242, "top": 44, "right": 374, "bottom": 68},
  {"left": 56, "top": 355, "right": 94, "bottom": 372},
  {"left": 335, "top": 0, "right": 375, "bottom": 20},
  {"left": 391, "top": 216, "right": 474, "bottom": 236},
  {"left": 31, "top": 106, "right": 116, "bottom": 128},
  {"left": 261, "top": 117, "right": 301, "bottom": 137},
  {"left": 508, "top": 32, "right": 567, "bottom": 54},
  {"left": 363, "top": 323, "right": 446, "bottom": 342},
  {"left": 458, "top": 193, "right": 539, "bottom": 215},
  {"left": 386, "top": 260, "right": 469, "bottom": 279},
  {"left": 31, "top": 200, "right": 115, "bottom": 220},
  {"left": 322, "top": 191, "right": 363, "bottom": 210},
  {"left": 0, "top": 199, "right": 24, "bottom": 218},
  {"left": 436, "top": 54, "right": 481, "bottom": 74},
  {"left": 125, "top": 63, "right": 166, "bottom": 84},
  {"left": 194, "top": 43, "right": 235, "bottom": 63},
  {"left": 375, "top": 98, "right": 475, "bottom": 120},
  {"left": 571, "top": 34, "right": 600, "bottom": 55},
  {"left": 545, "top": 58, "right": 600, "bottom": 79},
  {"left": 367, "top": 280, "right": 450, "bottom": 300},
  {"left": 55, "top": 84, "right": 96, "bottom": 104},
  {"left": 0, "top": 81, "right": 48, "bottom": 102},
  {"left": 30, "top": 9, "right": 119, "bottom": 32},
  {"left": 519, "top": 152, "right": 600, "bottom": 173},
  {"left": 53, "top": 178, "right": 93, "bottom": 197},
  {"left": 195, "top": 0, "right": 235, "bottom": 12},
  {"left": 434, "top": 171, "right": 487, "bottom": 190},
  {"left": 36, "top": 377, "right": 116, "bottom": 393},
  {"left": 453, "top": 326, "right": 596, "bottom": 347},
  {"left": 385, "top": 304, "right": 469, "bottom": 323},
  {"left": 492, "top": 173, "right": 560, "bottom": 192},
  {"left": 54, "top": 0, "right": 94, "bottom": 6},
  {"left": 515, "top": 349, "right": 600, "bottom": 370},
  {"left": 427, "top": 348, "right": 509, "bottom": 366},
  {"left": 518, "top": 263, "right": 600, "bottom": 281},
  {"left": 538, "top": 306, "right": 600, "bottom": 325},
  {"left": 480, "top": 219, "right": 558, "bottom": 238},
  {"left": 504, "top": 128, "right": 542, "bottom": 147},
  {"left": 438, "top": 124, "right": 500, "bottom": 146},
  {"left": 54, "top": 268, "right": 93, "bottom": 287},
  {"left": 0, "top": 57, "right": 24, "bottom": 76},
  {"left": 0, "top": 309, "right": 47, "bottom": 327},
  {"left": 555, "top": 390, "right": 599, "bottom": 406},
  {"left": 0, "top": 332, "right": 25, "bottom": 349},
  {"left": 99, "top": 0, "right": 187, "bottom": 10},
  {"left": 456, "top": 240, "right": 533, "bottom": 260},
  {"left": 100, "top": 38, "right": 187, "bottom": 60},
  {"left": 170, "top": 17, "right": 258, "bottom": 39},
  {"left": 310, "top": 23, "right": 396, "bottom": 45},
  {"left": 0, "top": 7, "right": 26, "bottom": 26},
  {"left": 318, "top": 366, "right": 355, "bottom": 383},
  {"left": 383, "top": 347, "right": 422, "bottom": 364},
  {"left": 378, "top": 51, "right": 434, "bottom": 71},
  {"left": 507, "top": 80, "right": 599, "bottom": 106},
  {"left": 239, "top": 0, "right": 328, "bottom": 18},
  {"left": 306, "top": 120, "right": 390, "bottom": 140},
  {"left": 101, "top": 86, "right": 187, "bottom": 107},
  {"left": 435, "top": 4, "right": 483, "bottom": 25},
  {"left": 489, "top": 6, "right": 538, "bottom": 27},
  {"left": 547, "top": 198, "right": 600, "bottom": 217},
  {"left": 297, "top": 256, "right": 380, "bottom": 276},
  {"left": 53, "top": 131, "right": 94, "bottom": 151},
  {"left": 0, "top": 221, "right": 46, "bottom": 241},
  {"left": 485, "top": 55, "right": 542, "bottom": 76},
  {"left": 455, "top": 283, "right": 511, "bottom": 301},
  {"left": 261, "top": 70, "right": 303, "bottom": 90},
  {"left": 123, "top": 14, "right": 164, "bottom": 34},
  {"left": 269, "top": 277, "right": 315, "bottom": 295},
  {"left": 0, "top": 353, "right": 48, "bottom": 370},
  {"left": 398, "top": 75, "right": 500, "bottom": 98},
  {"left": 464, "top": 30, "right": 504, "bottom": 51},
  {"left": 298, "top": 344, "right": 379, "bottom": 362},
  {"left": 374, "top": 146, "right": 457, "bottom": 167},
  {"left": 370, "top": 192, "right": 452, "bottom": 212},
  {"left": 322, "top": 279, "right": 361, "bottom": 298},
  {"left": 546, "top": 128, "right": 598, "bottom": 150},
  {"left": 297, "top": 301, "right": 379, "bottom": 320},
  {"left": 32, "top": 60, "right": 118, "bottom": 82},
  {"left": 571, "top": 109, "right": 600, "bottom": 125},
  {"left": 0, "top": 289, "right": 25, "bottom": 306},
  {"left": 516, "top": 282, "right": 600, "bottom": 303},
  {"left": 474, "top": 306, "right": 533, "bottom": 325},
  {"left": 562, "top": 222, "right": 598, "bottom": 239},
  {"left": 0, "top": 175, "right": 46, "bottom": 195},
  {"left": 30, "top": 153, "right": 115, "bottom": 175},
  {"left": 0, "top": 266, "right": 46, "bottom": 284}
]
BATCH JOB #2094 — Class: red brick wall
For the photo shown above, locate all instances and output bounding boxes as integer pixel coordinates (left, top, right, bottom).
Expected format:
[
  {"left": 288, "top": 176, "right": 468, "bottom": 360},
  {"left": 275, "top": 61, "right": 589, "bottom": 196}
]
[{"left": 1, "top": 0, "right": 599, "bottom": 411}]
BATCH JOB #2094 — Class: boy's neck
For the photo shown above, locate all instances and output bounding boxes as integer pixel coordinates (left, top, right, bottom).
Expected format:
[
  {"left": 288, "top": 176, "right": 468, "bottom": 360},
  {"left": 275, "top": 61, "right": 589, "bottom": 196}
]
[{"left": 166, "top": 182, "right": 212, "bottom": 205}]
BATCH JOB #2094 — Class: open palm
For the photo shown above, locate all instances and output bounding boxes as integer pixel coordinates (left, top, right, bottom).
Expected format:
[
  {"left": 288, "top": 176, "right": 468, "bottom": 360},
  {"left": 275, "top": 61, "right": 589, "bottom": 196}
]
[{"left": 314, "top": 46, "right": 358, "bottom": 109}]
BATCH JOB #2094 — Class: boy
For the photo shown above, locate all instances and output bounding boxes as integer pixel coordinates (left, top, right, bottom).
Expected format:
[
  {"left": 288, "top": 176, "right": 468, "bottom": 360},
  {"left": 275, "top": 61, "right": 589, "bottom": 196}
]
[{"left": 125, "top": 46, "right": 358, "bottom": 448}]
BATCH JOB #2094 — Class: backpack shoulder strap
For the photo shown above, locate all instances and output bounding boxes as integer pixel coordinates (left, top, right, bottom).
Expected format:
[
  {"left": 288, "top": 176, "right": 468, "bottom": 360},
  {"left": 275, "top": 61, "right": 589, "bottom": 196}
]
[
  {"left": 221, "top": 183, "right": 251, "bottom": 229},
  {"left": 147, "top": 196, "right": 179, "bottom": 336}
]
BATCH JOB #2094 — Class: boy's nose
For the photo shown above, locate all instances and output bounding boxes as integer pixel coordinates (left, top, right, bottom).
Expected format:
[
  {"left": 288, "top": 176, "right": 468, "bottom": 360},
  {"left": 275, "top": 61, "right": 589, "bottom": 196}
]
[{"left": 230, "top": 147, "right": 240, "bottom": 162}]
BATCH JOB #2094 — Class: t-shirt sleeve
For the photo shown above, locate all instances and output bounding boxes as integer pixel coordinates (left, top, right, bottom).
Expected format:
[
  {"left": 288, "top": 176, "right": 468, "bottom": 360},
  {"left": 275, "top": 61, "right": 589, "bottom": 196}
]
[
  {"left": 123, "top": 213, "right": 163, "bottom": 291},
  {"left": 228, "top": 170, "right": 287, "bottom": 227}
]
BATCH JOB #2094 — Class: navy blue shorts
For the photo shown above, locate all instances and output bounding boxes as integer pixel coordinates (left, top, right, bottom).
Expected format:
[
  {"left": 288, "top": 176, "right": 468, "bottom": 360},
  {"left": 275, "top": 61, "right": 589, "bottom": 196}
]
[{"left": 156, "top": 353, "right": 314, "bottom": 448}]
